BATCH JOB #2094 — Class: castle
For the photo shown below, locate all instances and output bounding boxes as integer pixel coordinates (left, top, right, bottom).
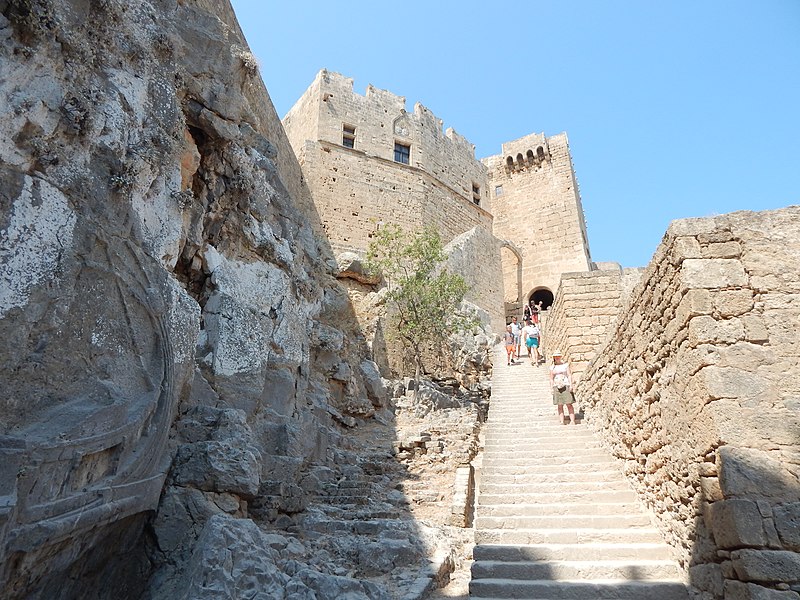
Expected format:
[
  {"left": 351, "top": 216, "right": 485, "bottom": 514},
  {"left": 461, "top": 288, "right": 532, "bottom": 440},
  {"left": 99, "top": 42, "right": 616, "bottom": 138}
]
[{"left": 282, "top": 70, "right": 594, "bottom": 328}]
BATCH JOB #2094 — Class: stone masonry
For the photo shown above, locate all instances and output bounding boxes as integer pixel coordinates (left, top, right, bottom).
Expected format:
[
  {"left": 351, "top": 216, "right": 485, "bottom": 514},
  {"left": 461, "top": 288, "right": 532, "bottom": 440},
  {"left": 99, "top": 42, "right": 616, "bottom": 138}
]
[
  {"left": 282, "top": 70, "right": 505, "bottom": 331},
  {"left": 544, "top": 264, "right": 643, "bottom": 381},
  {"left": 484, "top": 132, "right": 593, "bottom": 316},
  {"left": 283, "top": 71, "right": 597, "bottom": 331},
  {"left": 572, "top": 207, "right": 800, "bottom": 599}
]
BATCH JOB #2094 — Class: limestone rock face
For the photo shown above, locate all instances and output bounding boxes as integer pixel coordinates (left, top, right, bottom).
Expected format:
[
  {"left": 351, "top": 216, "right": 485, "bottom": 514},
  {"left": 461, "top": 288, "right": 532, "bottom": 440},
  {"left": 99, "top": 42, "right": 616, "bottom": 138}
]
[{"left": 0, "top": 0, "right": 377, "bottom": 597}]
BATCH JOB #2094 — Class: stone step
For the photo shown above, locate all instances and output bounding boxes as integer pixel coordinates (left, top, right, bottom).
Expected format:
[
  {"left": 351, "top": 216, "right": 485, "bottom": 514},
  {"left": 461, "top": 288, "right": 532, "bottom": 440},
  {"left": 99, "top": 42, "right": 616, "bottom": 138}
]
[
  {"left": 477, "top": 501, "right": 641, "bottom": 517},
  {"left": 483, "top": 438, "right": 600, "bottom": 448},
  {"left": 469, "top": 578, "right": 689, "bottom": 599},
  {"left": 483, "top": 428, "right": 589, "bottom": 437},
  {"left": 484, "top": 423, "right": 586, "bottom": 431},
  {"left": 478, "top": 480, "right": 632, "bottom": 495},
  {"left": 471, "top": 559, "right": 684, "bottom": 582},
  {"left": 473, "top": 543, "right": 675, "bottom": 562},
  {"left": 475, "top": 513, "right": 653, "bottom": 530},
  {"left": 475, "top": 527, "right": 666, "bottom": 546},
  {"left": 479, "top": 462, "right": 618, "bottom": 475},
  {"left": 481, "top": 449, "right": 607, "bottom": 461},
  {"left": 481, "top": 454, "right": 614, "bottom": 467},
  {"left": 484, "top": 429, "right": 596, "bottom": 438},
  {"left": 478, "top": 489, "right": 637, "bottom": 505},
  {"left": 479, "top": 470, "right": 624, "bottom": 484}
]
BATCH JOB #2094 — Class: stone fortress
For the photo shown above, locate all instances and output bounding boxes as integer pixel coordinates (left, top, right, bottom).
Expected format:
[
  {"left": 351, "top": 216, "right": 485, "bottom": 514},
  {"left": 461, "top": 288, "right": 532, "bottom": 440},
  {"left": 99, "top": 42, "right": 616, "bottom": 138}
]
[
  {"left": 1, "top": 1, "right": 798, "bottom": 599},
  {"left": 282, "top": 69, "right": 595, "bottom": 331},
  {"left": 280, "top": 68, "right": 800, "bottom": 599}
]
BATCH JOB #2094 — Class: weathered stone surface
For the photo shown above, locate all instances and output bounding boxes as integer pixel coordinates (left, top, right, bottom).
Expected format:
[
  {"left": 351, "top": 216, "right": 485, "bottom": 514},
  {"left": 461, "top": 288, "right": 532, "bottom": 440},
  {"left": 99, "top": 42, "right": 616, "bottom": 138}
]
[
  {"left": 705, "top": 499, "right": 768, "bottom": 549},
  {"left": 725, "top": 580, "right": 800, "bottom": 600},
  {"left": 155, "top": 514, "right": 292, "bottom": 599},
  {"left": 719, "top": 447, "right": 800, "bottom": 502},
  {"left": 357, "top": 538, "right": 423, "bottom": 576},
  {"left": 774, "top": 503, "right": 800, "bottom": 551},
  {"left": 337, "top": 251, "right": 380, "bottom": 285},
  {"left": 690, "top": 563, "right": 724, "bottom": 598},
  {"left": 360, "top": 359, "right": 388, "bottom": 407},
  {"left": 171, "top": 440, "right": 262, "bottom": 498},
  {"left": 682, "top": 258, "right": 748, "bottom": 289},
  {"left": 731, "top": 549, "right": 800, "bottom": 583}
]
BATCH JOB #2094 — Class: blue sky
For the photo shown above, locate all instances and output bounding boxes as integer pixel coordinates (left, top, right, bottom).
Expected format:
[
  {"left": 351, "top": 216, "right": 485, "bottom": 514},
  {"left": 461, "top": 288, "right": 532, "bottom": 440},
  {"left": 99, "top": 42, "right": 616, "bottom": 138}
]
[{"left": 230, "top": 1, "right": 800, "bottom": 268}]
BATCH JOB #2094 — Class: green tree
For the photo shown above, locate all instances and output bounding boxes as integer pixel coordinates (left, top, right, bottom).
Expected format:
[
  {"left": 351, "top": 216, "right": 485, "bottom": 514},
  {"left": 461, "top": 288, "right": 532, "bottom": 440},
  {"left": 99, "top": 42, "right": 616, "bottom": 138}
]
[{"left": 366, "top": 224, "right": 476, "bottom": 387}]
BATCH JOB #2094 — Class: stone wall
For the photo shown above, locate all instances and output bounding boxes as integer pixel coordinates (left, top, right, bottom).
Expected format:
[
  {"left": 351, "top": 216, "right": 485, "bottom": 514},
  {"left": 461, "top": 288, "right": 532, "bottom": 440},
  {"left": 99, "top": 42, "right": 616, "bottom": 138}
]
[
  {"left": 295, "top": 139, "right": 494, "bottom": 255},
  {"left": 285, "top": 70, "right": 489, "bottom": 208},
  {"left": 444, "top": 228, "right": 506, "bottom": 334},
  {"left": 544, "top": 267, "right": 625, "bottom": 380},
  {"left": 575, "top": 207, "right": 800, "bottom": 599},
  {"left": 282, "top": 69, "right": 501, "bottom": 328},
  {"left": 485, "top": 132, "right": 592, "bottom": 308}
]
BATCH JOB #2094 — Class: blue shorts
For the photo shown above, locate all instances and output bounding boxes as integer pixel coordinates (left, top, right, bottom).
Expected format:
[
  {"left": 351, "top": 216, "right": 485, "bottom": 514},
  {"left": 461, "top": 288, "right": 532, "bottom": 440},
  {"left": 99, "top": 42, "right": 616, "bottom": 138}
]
[{"left": 526, "top": 337, "right": 539, "bottom": 348}]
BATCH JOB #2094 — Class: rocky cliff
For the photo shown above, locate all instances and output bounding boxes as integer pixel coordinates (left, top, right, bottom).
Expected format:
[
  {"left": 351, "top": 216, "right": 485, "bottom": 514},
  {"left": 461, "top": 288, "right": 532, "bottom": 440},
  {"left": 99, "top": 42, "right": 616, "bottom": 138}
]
[{"left": 0, "top": 1, "right": 442, "bottom": 597}]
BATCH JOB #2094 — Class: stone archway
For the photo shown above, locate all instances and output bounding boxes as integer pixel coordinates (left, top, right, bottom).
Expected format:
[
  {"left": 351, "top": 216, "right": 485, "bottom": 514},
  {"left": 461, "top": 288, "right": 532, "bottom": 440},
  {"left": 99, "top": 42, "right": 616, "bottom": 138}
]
[
  {"left": 528, "top": 287, "right": 554, "bottom": 310},
  {"left": 500, "top": 240, "right": 523, "bottom": 319}
]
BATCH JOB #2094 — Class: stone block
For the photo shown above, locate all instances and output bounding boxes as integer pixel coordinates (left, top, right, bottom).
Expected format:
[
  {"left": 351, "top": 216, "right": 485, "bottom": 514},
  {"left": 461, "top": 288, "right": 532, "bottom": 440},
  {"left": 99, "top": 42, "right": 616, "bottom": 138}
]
[
  {"left": 669, "top": 217, "right": 721, "bottom": 238},
  {"left": 731, "top": 549, "right": 800, "bottom": 583},
  {"left": 725, "top": 580, "right": 800, "bottom": 600},
  {"left": 701, "top": 366, "right": 768, "bottom": 400},
  {"left": 705, "top": 498, "right": 767, "bottom": 548},
  {"left": 672, "top": 236, "right": 703, "bottom": 260},
  {"left": 717, "top": 342, "right": 776, "bottom": 371},
  {"left": 713, "top": 289, "right": 754, "bottom": 317},
  {"left": 774, "top": 503, "right": 800, "bottom": 551},
  {"left": 718, "top": 447, "right": 800, "bottom": 502},
  {"left": 702, "top": 241, "right": 742, "bottom": 259},
  {"left": 689, "top": 316, "right": 744, "bottom": 345},
  {"left": 360, "top": 359, "right": 387, "bottom": 407},
  {"left": 742, "top": 315, "right": 771, "bottom": 343},
  {"left": 702, "top": 476, "right": 724, "bottom": 502},
  {"left": 172, "top": 440, "right": 262, "bottom": 498},
  {"left": 682, "top": 258, "right": 748, "bottom": 289},
  {"left": 690, "top": 562, "right": 724, "bottom": 597}
]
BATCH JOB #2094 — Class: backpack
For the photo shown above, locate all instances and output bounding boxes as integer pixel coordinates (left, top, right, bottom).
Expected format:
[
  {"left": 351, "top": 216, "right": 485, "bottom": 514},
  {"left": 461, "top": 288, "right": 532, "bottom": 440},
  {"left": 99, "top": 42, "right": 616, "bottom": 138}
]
[{"left": 553, "top": 372, "right": 569, "bottom": 392}]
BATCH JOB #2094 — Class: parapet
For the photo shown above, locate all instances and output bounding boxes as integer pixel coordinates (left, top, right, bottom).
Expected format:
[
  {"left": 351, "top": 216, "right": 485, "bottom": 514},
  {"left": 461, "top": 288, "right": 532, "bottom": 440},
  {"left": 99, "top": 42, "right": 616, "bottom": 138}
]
[{"left": 284, "top": 69, "right": 487, "bottom": 207}]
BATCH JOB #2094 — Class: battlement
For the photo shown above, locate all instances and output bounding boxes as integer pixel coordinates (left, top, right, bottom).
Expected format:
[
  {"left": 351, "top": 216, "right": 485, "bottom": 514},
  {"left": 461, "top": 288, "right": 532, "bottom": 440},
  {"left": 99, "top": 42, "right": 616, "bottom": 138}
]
[
  {"left": 284, "top": 70, "right": 485, "bottom": 205},
  {"left": 482, "top": 132, "right": 567, "bottom": 174}
]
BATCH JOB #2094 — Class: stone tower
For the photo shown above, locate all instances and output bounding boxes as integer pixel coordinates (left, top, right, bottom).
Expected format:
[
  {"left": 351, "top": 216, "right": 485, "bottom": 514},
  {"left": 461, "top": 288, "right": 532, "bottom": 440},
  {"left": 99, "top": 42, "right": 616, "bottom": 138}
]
[
  {"left": 484, "top": 132, "right": 592, "bottom": 316},
  {"left": 282, "top": 70, "right": 505, "bottom": 330}
]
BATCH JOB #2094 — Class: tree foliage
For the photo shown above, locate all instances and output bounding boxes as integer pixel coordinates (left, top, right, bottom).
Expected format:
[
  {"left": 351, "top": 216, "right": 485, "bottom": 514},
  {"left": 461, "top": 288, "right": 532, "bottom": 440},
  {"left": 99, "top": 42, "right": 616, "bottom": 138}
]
[{"left": 365, "top": 224, "right": 476, "bottom": 381}]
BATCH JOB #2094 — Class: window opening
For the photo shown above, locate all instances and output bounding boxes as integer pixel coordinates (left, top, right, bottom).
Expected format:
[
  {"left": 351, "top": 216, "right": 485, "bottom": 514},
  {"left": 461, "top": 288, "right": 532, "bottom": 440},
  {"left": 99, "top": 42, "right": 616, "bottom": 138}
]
[
  {"left": 495, "top": 185, "right": 503, "bottom": 196},
  {"left": 394, "top": 142, "right": 410, "bottom": 165},
  {"left": 342, "top": 124, "right": 356, "bottom": 148},
  {"left": 472, "top": 183, "right": 481, "bottom": 205}
]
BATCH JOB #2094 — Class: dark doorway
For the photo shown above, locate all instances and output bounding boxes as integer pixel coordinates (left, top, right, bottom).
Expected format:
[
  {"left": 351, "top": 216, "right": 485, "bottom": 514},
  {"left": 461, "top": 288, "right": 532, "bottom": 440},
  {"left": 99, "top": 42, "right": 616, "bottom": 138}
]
[{"left": 530, "top": 288, "right": 554, "bottom": 310}]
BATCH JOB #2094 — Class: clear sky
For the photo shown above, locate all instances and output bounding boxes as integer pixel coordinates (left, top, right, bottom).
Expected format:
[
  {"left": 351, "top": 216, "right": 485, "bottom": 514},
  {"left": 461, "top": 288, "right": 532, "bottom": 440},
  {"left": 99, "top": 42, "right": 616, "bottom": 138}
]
[{"left": 230, "top": 1, "right": 800, "bottom": 268}]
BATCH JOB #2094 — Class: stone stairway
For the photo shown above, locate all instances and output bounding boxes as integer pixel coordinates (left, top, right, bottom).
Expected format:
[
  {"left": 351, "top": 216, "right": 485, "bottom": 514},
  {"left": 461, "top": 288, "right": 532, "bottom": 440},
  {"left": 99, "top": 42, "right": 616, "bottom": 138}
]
[{"left": 470, "top": 348, "right": 689, "bottom": 599}]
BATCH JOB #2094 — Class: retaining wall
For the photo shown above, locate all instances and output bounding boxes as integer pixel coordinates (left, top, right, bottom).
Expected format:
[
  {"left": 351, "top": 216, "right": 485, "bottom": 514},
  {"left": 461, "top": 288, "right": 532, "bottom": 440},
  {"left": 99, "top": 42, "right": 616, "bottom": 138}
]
[{"left": 575, "top": 207, "right": 800, "bottom": 599}]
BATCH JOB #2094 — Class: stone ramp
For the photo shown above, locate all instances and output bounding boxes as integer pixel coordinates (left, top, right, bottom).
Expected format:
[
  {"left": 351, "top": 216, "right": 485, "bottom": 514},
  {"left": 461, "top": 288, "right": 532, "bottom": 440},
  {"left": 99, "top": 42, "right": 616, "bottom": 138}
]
[{"left": 470, "top": 348, "right": 688, "bottom": 599}]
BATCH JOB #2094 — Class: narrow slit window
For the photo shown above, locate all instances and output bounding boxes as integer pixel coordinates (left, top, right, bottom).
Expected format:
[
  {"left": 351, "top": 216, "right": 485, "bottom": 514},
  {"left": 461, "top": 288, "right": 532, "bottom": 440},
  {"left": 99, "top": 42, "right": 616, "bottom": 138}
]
[
  {"left": 394, "top": 142, "right": 410, "bottom": 164},
  {"left": 472, "top": 183, "right": 481, "bottom": 205},
  {"left": 342, "top": 124, "right": 356, "bottom": 148}
]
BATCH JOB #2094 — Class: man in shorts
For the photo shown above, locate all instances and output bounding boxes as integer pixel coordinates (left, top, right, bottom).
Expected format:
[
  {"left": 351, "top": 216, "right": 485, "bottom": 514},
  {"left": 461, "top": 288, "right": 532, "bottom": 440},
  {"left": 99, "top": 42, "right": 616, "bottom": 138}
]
[{"left": 504, "top": 324, "right": 515, "bottom": 365}]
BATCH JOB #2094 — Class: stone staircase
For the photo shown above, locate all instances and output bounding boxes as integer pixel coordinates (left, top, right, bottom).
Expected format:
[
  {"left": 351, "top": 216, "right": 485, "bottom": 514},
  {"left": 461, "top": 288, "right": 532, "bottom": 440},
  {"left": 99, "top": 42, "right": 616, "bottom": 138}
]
[{"left": 470, "top": 349, "right": 689, "bottom": 599}]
